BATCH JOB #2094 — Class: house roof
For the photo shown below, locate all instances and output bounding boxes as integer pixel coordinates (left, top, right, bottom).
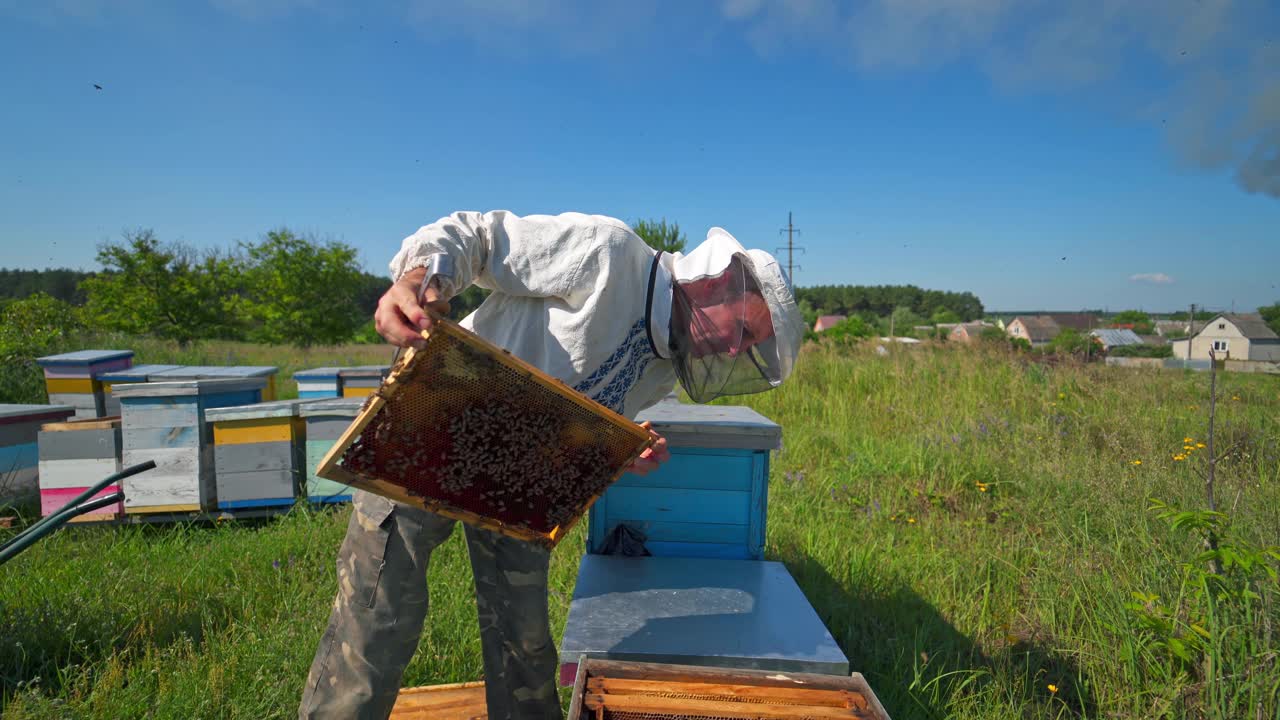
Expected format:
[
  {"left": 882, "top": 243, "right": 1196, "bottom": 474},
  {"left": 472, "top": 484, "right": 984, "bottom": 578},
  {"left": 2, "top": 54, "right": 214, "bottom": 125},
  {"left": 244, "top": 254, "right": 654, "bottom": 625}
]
[
  {"left": 1091, "top": 328, "right": 1143, "bottom": 347},
  {"left": 1047, "top": 313, "right": 1101, "bottom": 332},
  {"left": 814, "top": 315, "right": 846, "bottom": 332},
  {"left": 1211, "top": 313, "right": 1279, "bottom": 340},
  {"left": 1012, "top": 315, "right": 1061, "bottom": 342}
]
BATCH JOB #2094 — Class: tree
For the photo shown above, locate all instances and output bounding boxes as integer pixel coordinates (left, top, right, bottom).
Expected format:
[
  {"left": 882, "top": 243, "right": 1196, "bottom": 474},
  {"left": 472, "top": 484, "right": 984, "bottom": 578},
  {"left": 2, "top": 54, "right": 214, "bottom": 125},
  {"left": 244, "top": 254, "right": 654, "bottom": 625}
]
[
  {"left": 631, "top": 218, "right": 687, "bottom": 254},
  {"left": 1259, "top": 302, "right": 1280, "bottom": 336},
  {"left": 1110, "top": 309, "right": 1154, "bottom": 335},
  {"left": 1048, "top": 328, "right": 1096, "bottom": 355},
  {"left": 80, "top": 230, "right": 245, "bottom": 344},
  {"left": 240, "top": 229, "right": 366, "bottom": 346},
  {"left": 979, "top": 326, "right": 1008, "bottom": 344},
  {"left": 930, "top": 308, "right": 961, "bottom": 325},
  {"left": 822, "top": 315, "right": 874, "bottom": 343},
  {"left": 0, "top": 293, "right": 84, "bottom": 404}
]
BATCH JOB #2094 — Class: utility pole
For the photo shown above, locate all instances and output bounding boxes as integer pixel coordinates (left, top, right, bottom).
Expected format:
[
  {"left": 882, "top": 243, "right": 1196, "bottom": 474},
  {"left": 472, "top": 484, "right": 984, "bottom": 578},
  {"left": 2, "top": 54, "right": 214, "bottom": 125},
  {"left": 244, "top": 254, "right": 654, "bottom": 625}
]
[
  {"left": 1187, "top": 303, "right": 1195, "bottom": 362},
  {"left": 776, "top": 212, "right": 805, "bottom": 284}
]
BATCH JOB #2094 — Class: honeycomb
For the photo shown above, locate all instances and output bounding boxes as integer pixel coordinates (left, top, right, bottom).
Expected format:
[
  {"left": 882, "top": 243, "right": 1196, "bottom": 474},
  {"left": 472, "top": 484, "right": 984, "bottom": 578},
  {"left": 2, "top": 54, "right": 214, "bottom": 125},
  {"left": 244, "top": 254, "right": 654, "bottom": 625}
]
[{"left": 332, "top": 317, "right": 652, "bottom": 544}]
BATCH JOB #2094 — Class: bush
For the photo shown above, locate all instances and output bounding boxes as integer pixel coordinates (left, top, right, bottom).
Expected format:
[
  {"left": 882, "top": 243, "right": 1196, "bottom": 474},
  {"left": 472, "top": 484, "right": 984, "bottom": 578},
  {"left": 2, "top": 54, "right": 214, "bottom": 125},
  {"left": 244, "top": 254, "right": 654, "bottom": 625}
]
[
  {"left": 0, "top": 294, "right": 83, "bottom": 403},
  {"left": 1109, "top": 343, "right": 1174, "bottom": 358}
]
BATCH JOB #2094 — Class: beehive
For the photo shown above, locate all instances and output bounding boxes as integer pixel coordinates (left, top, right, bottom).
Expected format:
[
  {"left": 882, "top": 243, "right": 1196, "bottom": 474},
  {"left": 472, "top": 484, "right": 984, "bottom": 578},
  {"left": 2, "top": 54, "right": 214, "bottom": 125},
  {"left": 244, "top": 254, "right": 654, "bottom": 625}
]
[
  {"left": 207, "top": 399, "right": 317, "bottom": 510},
  {"left": 316, "top": 315, "right": 653, "bottom": 546},
  {"left": 38, "top": 416, "right": 124, "bottom": 522},
  {"left": 390, "top": 681, "right": 488, "bottom": 719},
  {"left": 35, "top": 350, "right": 135, "bottom": 418},
  {"left": 587, "top": 403, "right": 780, "bottom": 560},
  {"left": 300, "top": 398, "right": 363, "bottom": 504},
  {"left": 99, "top": 364, "right": 185, "bottom": 416},
  {"left": 0, "top": 404, "right": 76, "bottom": 503},
  {"left": 294, "top": 367, "right": 342, "bottom": 399},
  {"left": 559, "top": 555, "right": 849, "bottom": 684},
  {"left": 566, "top": 658, "right": 891, "bottom": 720},
  {"left": 149, "top": 365, "right": 280, "bottom": 401},
  {"left": 113, "top": 378, "right": 268, "bottom": 514},
  {"left": 338, "top": 365, "right": 390, "bottom": 398}
]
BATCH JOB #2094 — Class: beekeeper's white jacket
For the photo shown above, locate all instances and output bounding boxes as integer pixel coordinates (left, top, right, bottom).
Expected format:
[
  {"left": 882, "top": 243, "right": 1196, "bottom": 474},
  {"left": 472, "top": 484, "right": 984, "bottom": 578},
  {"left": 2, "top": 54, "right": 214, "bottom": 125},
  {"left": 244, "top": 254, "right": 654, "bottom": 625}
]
[{"left": 390, "top": 211, "right": 678, "bottom": 419}]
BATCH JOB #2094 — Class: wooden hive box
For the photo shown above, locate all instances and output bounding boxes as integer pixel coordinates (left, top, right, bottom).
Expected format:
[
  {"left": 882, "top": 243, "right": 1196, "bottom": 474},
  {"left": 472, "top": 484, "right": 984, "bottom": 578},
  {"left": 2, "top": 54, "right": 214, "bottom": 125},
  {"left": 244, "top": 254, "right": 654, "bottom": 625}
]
[
  {"left": 337, "top": 365, "right": 391, "bottom": 398},
  {"left": 314, "top": 315, "right": 652, "bottom": 547},
  {"left": 566, "top": 658, "right": 891, "bottom": 720},
  {"left": 294, "top": 367, "right": 342, "bottom": 399},
  {"left": 99, "top": 365, "right": 185, "bottom": 417},
  {"left": 206, "top": 399, "right": 319, "bottom": 511},
  {"left": 38, "top": 416, "right": 124, "bottom": 521},
  {"left": 149, "top": 365, "right": 281, "bottom": 401},
  {"left": 35, "top": 350, "right": 135, "bottom": 419},
  {"left": 113, "top": 378, "right": 268, "bottom": 514},
  {"left": 390, "top": 681, "right": 488, "bottom": 719},
  {"left": 587, "top": 402, "right": 780, "bottom": 560},
  {"left": 1, "top": 404, "right": 76, "bottom": 503},
  {"left": 299, "top": 398, "right": 364, "bottom": 504}
]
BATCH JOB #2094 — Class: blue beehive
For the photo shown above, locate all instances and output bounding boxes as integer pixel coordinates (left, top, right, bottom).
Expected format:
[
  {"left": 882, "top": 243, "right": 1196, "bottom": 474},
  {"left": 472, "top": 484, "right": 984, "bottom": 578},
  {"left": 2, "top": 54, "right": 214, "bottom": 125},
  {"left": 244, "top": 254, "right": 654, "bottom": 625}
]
[
  {"left": 294, "top": 367, "right": 342, "bottom": 399},
  {"left": 587, "top": 402, "right": 781, "bottom": 560},
  {"left": 299, "top": 398, "right": 363, "bottom": 504},
  {"left": 113, "top": 378, "right": 268, "bottom": 514}
]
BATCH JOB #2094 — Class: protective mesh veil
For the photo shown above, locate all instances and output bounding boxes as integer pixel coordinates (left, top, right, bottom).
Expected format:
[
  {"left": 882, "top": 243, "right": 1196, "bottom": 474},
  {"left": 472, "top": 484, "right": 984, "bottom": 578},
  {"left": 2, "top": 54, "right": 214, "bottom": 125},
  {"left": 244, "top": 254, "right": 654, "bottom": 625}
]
[{"left": 669, "top": 256, "right": 780, "bottom": 403}]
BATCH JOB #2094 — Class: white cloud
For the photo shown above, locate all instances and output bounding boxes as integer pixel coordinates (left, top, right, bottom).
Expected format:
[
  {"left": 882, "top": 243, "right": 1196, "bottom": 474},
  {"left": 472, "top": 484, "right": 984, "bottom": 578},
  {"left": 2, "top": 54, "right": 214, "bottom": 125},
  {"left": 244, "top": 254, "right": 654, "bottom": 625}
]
[{"left": 1130, "top": 273, "right": 1175, "bottom": 284}]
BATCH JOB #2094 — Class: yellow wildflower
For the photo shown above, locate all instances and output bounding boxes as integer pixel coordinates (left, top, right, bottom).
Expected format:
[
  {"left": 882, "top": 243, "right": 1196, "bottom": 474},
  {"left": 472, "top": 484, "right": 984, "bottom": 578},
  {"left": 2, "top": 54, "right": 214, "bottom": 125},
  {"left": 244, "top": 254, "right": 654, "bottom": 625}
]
[
  {"left": 907, "top": 517, "right": 916, "bottom": 524},
  {"left": 1131, "top": 460, "right": 1142, "bottom": 465},
  {"left": 1196, "top": 442, "right": 1205, "bottom": 448},
  {"left": 1048, "top": 684, "right": 1059, "bottom": 694},
  {"left": 1058, "top": 392, "right": 1065, "bottom": 399},
  {"left": 1183, "top": 437, "right": 1193, "bottom": 443},
  {"left": 1232, "top": 395, "right": 1240, "bottom": 401},
  {"left": 1173, "top": 455, "right": 1186, "bottom": 461}
]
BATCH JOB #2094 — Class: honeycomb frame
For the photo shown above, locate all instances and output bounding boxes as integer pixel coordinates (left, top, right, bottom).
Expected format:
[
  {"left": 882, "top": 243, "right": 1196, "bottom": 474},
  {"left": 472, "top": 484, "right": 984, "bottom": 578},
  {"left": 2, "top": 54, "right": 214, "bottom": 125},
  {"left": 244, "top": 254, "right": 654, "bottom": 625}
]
[{"left": 316, "top": 311, "right": 654, "bottom": 547}]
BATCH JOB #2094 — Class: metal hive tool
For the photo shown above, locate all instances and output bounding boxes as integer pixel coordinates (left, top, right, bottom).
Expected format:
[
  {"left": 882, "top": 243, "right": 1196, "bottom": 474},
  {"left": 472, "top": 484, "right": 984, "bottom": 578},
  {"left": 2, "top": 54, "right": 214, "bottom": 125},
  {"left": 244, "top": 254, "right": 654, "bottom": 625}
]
[{"left": 316, "top": 313, "right": 654, "bottom": 547}]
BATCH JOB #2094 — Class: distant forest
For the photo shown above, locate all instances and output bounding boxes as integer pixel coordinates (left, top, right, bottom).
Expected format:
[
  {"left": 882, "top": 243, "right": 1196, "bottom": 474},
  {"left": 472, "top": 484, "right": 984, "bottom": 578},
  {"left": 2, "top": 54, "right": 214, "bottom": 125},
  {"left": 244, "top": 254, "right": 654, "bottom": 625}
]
[
  {"left": 794, "top": 284, "right": 984, "bottom": 323},
  {"left": 0, "top": 268, "right": 94, "bottom": 305}
]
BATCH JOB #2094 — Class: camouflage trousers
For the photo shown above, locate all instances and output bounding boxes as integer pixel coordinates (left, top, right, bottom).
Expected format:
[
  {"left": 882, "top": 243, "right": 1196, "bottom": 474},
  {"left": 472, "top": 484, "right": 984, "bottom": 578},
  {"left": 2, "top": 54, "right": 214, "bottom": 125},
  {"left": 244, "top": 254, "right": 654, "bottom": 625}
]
[{"left": 299, "top": 490, "right": 562, "bottom": 720}]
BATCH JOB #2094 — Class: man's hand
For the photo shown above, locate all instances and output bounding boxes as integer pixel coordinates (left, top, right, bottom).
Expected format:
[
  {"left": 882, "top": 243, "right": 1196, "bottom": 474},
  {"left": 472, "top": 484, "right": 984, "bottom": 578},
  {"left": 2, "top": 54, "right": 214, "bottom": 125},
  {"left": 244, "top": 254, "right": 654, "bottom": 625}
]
[
  {"left": 374, "top": 267, "right": 451, "bottom": 349},
  {"left": 625, "top": 422, "right": 671, "bottom": 476}
]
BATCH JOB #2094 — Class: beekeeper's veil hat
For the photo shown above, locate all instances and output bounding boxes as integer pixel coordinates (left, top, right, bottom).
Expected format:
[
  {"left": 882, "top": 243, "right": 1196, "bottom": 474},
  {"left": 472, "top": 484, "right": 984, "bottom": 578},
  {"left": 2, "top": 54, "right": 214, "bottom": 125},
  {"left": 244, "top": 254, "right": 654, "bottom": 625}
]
[{"left": 660, "top": 227, "right": 804, "bottom": 403}]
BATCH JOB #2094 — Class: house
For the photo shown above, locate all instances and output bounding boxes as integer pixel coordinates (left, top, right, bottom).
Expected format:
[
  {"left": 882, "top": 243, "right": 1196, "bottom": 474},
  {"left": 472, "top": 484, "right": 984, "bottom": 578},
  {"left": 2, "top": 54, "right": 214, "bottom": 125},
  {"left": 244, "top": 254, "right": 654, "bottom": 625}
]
[
  {"left": 814, "top": 315, "right": 846, "bottom": 333},
  {"left": 1005, "top": 316, "right": 1061, "bottom": 347},
  {"left": 949, "top": 322, "right": 993, "bottom": 343},
  {"left": 1047, "top": 313, "right": 1102, "bottom": 333},
  {"left": 1154, "top": 320, "right": 1191, "bottom": 337},
  {"left": 1170, "top": 313, "right": 1280, "bottom": 361},
  {"left": 1090, "top": 328, "right": 1143, "bottom": 350}
]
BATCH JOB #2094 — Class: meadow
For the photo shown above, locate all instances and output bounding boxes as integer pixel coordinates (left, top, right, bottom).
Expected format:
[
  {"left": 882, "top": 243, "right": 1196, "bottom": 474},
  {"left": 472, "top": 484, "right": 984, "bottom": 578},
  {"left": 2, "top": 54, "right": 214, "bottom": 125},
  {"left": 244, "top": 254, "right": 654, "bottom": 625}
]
[{"left": 1, "top": 340, "right": 1277, "bottom": 719}]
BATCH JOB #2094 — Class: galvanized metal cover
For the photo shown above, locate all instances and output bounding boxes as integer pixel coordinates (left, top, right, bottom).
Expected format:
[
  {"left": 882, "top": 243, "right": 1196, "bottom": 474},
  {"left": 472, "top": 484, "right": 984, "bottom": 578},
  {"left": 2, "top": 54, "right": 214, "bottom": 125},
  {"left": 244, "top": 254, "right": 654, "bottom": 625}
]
[
  {"left": 112, "top": 377, "right": 269, "bottom": 398},
  {"left": 35, "top": 350, "right": 135, "bottom": 366},
  {"left": 633, "top": 403, "right": 782, "bottom": 450},
  {"left": 99, "top": 364, "right": 185, "bottom": 383},
  {"left": 0, "top": 404, "right": 76, "bottom": 424},
  {"left": 205, "top": 398, "right": 323, "bottom": 422},
  {"left": 560, "top": 555, "right": 848, "bottom": 676},
  {"left": 298, "top": 397, "right": 366, "bottom": 418}
]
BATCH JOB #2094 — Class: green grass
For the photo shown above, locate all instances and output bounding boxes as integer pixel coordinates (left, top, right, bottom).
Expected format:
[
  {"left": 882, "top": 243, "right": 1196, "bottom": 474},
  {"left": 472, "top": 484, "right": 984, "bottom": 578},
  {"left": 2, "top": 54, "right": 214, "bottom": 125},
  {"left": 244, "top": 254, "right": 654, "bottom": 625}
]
[{"left": 2, "top": 342, "right": 1277, "bottom": 718}]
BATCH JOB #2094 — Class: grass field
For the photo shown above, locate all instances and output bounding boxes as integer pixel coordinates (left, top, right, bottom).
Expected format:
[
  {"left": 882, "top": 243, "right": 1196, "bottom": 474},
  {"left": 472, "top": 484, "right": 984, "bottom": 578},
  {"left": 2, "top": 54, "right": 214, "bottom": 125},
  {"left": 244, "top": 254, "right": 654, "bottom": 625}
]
[{"left": 2, "top": 342, "right": 1277, "bottom": 719}]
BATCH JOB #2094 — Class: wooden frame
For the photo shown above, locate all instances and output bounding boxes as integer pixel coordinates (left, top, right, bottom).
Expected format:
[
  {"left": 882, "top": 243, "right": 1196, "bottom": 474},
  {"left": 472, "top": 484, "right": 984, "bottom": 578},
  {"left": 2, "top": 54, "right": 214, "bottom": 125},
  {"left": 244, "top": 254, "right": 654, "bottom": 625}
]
[
  {"left": 566, "top": 658, "right": 891, "bottom": 720},
  {"left": 317, "top": 312, "right": 653, "bottom": 547},
  {"left": 390, "top": 681, "right": 487, "bottom": 719}
]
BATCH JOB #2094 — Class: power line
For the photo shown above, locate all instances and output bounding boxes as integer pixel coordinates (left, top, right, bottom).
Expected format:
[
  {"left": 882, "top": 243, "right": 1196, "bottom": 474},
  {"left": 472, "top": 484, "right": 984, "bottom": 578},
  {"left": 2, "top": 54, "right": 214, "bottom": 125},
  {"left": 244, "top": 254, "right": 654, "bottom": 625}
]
[{"left": 775, "top": 211, "right": 806, "bottom": 283}]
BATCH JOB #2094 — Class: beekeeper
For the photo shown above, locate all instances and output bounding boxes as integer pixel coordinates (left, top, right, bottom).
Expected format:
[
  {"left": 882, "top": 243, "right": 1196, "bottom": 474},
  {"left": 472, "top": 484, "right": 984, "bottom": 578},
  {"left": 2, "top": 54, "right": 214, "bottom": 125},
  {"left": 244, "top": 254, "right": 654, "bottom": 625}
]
[{"left": 299, "top": 211, "right": 804, "bottom": 720}]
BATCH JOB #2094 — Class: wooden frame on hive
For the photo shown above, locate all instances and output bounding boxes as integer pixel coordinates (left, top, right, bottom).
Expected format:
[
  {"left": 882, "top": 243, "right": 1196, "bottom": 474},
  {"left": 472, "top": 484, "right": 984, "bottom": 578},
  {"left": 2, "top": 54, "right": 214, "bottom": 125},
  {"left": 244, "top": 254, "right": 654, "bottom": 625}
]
[{"left": 317, "top": 311, "right": 653, "bottom": 547}]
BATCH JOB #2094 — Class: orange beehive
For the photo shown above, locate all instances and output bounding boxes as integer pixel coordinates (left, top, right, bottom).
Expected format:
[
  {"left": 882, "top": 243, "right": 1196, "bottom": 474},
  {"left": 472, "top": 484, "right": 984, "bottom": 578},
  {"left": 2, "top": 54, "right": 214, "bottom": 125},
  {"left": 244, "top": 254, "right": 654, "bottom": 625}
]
[{"left": 316, "top": 313, "right": 653, "bottom": 547}]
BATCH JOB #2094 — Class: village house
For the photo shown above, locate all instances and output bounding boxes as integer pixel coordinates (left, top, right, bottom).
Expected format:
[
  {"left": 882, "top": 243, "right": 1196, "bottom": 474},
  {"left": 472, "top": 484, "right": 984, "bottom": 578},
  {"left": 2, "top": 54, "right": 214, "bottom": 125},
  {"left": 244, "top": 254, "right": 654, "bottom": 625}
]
[
  {"left": 1090, "top": 328, "right": 1143, "bottom": 350},
  {"left": 1170, "top": 313, "right": 1280, "bottom": 362},
  {"left": 1005, "top": 316, "right": 1060, "bottom": 347},
  {"left": 1006, "top": 313, "right": 1102, "bottom": 347},
  {"left": 949, "top": 321, "right": 994, "bottom": 343},
  {"left": 813, "top": 315, "right": 846, "bottom": 333}
]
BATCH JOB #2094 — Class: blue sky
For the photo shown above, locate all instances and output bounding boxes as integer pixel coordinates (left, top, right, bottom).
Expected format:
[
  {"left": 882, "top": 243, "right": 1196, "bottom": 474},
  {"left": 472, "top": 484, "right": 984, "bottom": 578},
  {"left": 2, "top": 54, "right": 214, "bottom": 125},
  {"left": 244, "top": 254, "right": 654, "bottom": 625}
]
[{"left": 1, "top": 0, "right": 1277, "bottom": 312}]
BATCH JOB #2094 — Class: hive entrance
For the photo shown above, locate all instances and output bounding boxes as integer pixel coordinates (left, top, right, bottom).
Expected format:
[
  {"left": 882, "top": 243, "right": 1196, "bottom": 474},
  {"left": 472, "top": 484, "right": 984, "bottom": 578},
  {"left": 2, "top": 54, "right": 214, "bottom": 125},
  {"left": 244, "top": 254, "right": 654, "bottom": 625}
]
[{"left": 318, "top": 315, "right": 652, "bottom": 545}]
